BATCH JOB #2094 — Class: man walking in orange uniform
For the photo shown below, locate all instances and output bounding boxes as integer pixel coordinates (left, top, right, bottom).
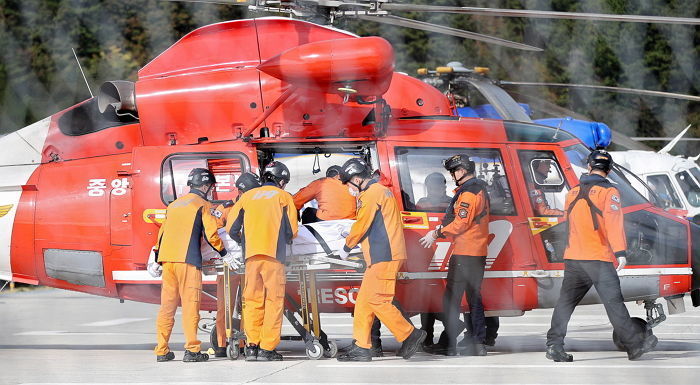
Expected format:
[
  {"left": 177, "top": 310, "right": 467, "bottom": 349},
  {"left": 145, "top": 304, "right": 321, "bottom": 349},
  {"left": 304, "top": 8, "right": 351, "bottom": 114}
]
[
  {"left": 420, "top": 154, "right": 490, "bottom": 356},
  {"left": 546, "top": 150, "right": 658, "bottom": 362},
  {"left": 149, "top": 168, "right": 227, "bottom": 362},
  {"left": 335, "top": 158, "right": 426, "bottom": 362},
  {"left": 226, "top": 161, "right": 298, "bottom": 361}
]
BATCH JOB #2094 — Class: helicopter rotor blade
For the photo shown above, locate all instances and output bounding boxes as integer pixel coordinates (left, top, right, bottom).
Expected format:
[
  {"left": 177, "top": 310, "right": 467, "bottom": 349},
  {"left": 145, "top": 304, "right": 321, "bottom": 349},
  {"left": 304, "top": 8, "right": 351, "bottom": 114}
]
[
  {"left": 380, "top": 4, "right": 700, "bottom": 25},
  {"left": 501, "top": 82, "right": 700, "bottom": 102},
  {"left": 161, "top": 0, "right": 250, "bottom": 6},
  {"left": 357, "top": 15, "right": 543, "bottom": 52}
]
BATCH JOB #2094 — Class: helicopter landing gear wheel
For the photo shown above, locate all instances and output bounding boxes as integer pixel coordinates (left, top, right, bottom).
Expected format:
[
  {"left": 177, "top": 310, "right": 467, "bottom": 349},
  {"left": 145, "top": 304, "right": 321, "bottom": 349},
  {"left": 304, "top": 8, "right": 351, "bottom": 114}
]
[
  {"left": 612, "top": 317, "right": 651, "bottom": 351},
  {"left": 323, "top": 340, "right": 338, "bottom": 358},
  {"left": 306, "top": 340, "right": 324, "bottom": 360},
  {"left": 227, "top": 340, "right": 240, "bottom": 360}
]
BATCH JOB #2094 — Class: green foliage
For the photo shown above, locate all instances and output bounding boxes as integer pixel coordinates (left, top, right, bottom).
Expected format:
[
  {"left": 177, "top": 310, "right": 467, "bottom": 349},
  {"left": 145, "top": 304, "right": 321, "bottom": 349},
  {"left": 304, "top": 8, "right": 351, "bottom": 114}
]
[{"left": 0, "top": 0, "right": 698, "bottom": 154}]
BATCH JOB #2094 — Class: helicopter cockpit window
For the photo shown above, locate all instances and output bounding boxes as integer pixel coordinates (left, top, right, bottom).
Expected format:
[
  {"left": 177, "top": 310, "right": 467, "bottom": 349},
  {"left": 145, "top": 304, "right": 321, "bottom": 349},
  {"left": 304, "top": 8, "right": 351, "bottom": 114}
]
[
  {"left": 675, "top": 171, "right": 700, "bottom": 207},
  {"left": 395, "top": 146, "right": 516, "bottom": 216},
  {"left": 504, "top": 122, "right": 577, "bottom": 143},
  {"left": 161, "top": 153, "right": 248, "bottom": 205},
  {"left": 646, "top": 174, "right": 683, "bottom": 209},
  {"left": 518, "top": 150, "right": 567, "bottom": 217}
]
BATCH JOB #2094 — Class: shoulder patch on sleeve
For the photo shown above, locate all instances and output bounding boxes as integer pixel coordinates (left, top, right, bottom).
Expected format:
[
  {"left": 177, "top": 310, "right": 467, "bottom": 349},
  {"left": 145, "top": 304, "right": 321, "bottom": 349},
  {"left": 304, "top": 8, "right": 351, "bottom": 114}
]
[
  {"left": 458, "top": 208, "right": 468, "bottom": 218},
  {"left": 530, "top": 189, "right": 542, "bottom": 197},
  {"left": 213, "top": 210, "right": 223, "bottom": 218},
  {"left": 459, "top": 202, "right": 470, "bottom": 208},
  {"left": 610, "top": 204, "right": 619, "bottom": 211},
  {"left": 611, "top": 194, "right": 620, "bottom": 203}
]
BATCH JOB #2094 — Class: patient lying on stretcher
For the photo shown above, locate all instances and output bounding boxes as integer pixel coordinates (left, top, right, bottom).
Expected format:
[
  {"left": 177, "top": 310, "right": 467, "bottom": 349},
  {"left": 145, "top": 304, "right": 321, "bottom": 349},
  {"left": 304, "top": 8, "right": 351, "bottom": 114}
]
[{"left": 201, "top": 219, "right": 361, "bottom": 270}]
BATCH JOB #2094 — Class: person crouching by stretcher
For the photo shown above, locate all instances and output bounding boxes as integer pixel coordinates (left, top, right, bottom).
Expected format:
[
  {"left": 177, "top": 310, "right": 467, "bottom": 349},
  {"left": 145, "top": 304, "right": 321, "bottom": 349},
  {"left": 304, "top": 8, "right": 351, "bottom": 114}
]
[
  {"left": 293, "top": 165, "right": 357, "bottom": 224},
  {"left": 225, "top": 162, "right": 298, "bottom": 361},
  {"left": 335, "top": 158, "right": 427, "bottom": 362},
  {"left": 210, "top": 172, "right": 261, "bottom": 358}
]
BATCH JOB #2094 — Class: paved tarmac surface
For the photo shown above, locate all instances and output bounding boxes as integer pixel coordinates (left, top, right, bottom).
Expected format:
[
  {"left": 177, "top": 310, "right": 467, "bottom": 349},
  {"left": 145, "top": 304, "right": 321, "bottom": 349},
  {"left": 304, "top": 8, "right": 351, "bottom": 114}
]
[{"left": 1, "top": 287, "right": 699, "bottom": 385}]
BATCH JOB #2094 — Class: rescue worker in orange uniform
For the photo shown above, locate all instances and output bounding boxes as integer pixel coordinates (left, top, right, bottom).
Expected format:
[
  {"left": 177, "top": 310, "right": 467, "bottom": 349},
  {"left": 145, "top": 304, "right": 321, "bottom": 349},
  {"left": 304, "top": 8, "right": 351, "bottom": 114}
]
[
  {"left": 529, "top": 159, "right": 564, "bottom": 216},
  {"left": 293, "top": 165, "right": 357, "bottom": 223},
  {"left": 225, "top": 161, "right": 298, "bottom": 361},
  {"left": 211, "top": 172, "right": 261, "bottom": 357},
  {"left": 335, "top": 158, "right": 427, "bottom": 362},
  {"left": 149, "top": 168, "right": 227, "bottom": 363},
  {"left": 419, "top": 154, "right": 489, "bottom": 356},
  {"left": 546, "top": 150, "right": 658, "bottom": 362}
]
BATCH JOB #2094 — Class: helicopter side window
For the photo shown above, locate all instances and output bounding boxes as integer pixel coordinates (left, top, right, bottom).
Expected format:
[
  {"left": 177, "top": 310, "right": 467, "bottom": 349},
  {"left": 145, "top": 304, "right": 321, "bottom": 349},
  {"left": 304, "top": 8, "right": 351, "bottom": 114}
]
[
  {"left": 675, "top": 171, "right": 700, "bottom": 207},
  {"left": 517, "top": 150, "right": 568, "bottom": 216},
  {"left": 646, "top": 174, "right": 683, "bottom": 209},
  {"left": 161, "top": 153, "right": 248, "bottom": 205},
  {"left": 395, "top": 146, "right": 516, "bottom": 216}
]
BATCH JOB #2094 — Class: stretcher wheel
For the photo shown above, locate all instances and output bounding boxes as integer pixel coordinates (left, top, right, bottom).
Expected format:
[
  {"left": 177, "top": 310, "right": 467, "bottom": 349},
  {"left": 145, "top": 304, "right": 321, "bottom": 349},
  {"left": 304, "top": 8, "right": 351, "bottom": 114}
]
[
  {"left": 612, "top": 317, "right": 651, "bottom": 351},
  {"left": 323, "top": 340, "right": 338, "bottom": 358},
  {"left": 227, "top": 342, "right": 240, "bottom": 360},
  {"left": 306, "top": 340, "right": 324, "bottom": 360}
]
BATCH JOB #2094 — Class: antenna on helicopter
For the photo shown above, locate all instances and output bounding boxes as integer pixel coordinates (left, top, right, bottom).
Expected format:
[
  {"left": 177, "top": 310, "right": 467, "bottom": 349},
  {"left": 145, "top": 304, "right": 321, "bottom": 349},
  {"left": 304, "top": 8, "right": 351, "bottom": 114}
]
[{"left": 71, "top": 48, "right": 93, "bottom": 98}]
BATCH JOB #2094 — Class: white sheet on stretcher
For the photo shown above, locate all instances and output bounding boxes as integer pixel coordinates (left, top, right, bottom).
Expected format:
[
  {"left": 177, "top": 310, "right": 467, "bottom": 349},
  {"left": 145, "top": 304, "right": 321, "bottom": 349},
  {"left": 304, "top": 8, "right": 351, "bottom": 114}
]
[{"left": 200, "top": 219, "right": 361, "bottom": 262}]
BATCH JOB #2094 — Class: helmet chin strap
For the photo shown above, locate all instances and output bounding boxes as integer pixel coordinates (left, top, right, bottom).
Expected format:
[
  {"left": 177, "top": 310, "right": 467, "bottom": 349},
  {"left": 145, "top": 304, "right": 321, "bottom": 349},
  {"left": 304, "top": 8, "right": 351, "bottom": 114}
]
[{"left": 452, "top": 171, "right": 468, "bottom": 186}]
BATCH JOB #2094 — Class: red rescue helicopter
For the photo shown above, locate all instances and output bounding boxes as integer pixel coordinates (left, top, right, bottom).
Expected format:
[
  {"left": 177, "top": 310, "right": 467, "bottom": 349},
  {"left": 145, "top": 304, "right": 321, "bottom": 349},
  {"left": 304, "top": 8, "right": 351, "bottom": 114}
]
[{"left": 1, "top": 0, "right": 699, "bottom": 356}]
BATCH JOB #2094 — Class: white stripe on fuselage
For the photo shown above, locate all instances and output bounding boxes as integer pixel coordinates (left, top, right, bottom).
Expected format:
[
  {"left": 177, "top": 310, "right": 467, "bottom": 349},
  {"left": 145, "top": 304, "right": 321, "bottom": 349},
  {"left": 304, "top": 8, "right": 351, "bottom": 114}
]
[{"left": 0, "top": 118, "right": 50, "bottom": 281}]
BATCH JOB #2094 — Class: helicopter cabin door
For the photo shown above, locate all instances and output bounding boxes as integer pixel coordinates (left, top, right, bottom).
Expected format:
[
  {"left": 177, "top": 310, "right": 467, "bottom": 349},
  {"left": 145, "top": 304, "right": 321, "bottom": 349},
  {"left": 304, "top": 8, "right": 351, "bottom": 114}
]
[
  {"left": 128, "top": 143, "right": 258, "bottom": 270},
  {"left": 387, "top": 141, "right": 532, "bottom": 314}
]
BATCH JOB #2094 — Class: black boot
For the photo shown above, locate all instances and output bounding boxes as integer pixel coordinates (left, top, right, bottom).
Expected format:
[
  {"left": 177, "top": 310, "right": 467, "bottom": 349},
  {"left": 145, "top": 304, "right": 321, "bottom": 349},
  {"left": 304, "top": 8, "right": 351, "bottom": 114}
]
[
  {"left": 370, "top": 340, "right": 384, "bottom": 357},
  {"left": 214, "top": 347, "right": 227, "bottom": 358},
  {"left": 627, "top": 334, "right": 658, "bottom": 360},
  {"left": 257, "top": 348, "right": 283, "bottom": 361},
  {"left": 245, "top": 345, "right": 259, "bottom": 361},
  {"left": 156, "top": 351, "right": 175, "bottom": 362},
  {"left": 545, "top": 345, "right": 573, "bottom": 362},
  {"left": 461, "top": 343, "right": 487, "bottom": 356},
  {"left": 397, "top": 329, "right": 427, "bottom": 359},
  {"left": 183, "top": 350, "right": 209, "bottom": 362},
  {"left": 337, "top": 344, "right": 372, "bottom": 362}
]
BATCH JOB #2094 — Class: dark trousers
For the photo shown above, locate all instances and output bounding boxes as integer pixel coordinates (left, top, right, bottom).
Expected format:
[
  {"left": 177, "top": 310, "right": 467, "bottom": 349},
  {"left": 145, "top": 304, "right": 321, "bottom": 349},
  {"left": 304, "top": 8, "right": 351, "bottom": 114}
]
[
  {"left": 444, "top": 255, "right": 486, "bottom": 346},
  {"left": 547, "top": 260, "right": 643, "bottom": 348},
  {"left": 465, "top": 313, "right": 499, "bottom": 341}
]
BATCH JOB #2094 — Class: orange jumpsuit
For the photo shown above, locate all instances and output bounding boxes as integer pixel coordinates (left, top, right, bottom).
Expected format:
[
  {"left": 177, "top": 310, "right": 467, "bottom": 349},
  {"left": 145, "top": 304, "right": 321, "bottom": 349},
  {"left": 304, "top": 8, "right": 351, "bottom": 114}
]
[
  {"left": 293, "top": 177, "right": 357, "bottom": 220},
  {"left": 211, "top": 199, "right": 241, "bottom": 348},
  {"left": 563, "top": 176, "right": 626, "bottom": 262},
  {"left": 529, "top": 185, "right": 564, "bottom": 216},
  {"left": 225, "top": 183, "right": 298, "bottom": 351},
  {"left": 153, "top": 189, "right": 226, "bottom": 355},
  {"left": 342, "top": 180, "right": 414, "bottom": 349}
]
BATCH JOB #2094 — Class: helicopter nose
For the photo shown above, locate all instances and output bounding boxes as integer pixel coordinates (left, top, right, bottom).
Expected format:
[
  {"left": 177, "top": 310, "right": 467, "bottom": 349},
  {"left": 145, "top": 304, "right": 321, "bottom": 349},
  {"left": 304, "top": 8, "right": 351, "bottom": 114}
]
[{"left": 0, "top": 117, "right": 50, "bottom": 281}]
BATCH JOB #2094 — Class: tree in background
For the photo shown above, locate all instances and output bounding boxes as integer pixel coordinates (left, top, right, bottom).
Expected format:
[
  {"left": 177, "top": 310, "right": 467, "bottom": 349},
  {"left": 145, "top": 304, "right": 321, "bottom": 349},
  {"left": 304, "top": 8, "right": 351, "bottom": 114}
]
[{"left": 1, "top": 0, "right": 698, "bottom": 154}]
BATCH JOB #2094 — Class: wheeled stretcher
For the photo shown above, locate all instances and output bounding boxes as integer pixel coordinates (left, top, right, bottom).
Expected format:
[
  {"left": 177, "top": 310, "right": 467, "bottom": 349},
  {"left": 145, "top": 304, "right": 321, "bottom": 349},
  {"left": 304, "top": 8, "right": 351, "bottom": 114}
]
[{"left": 203, "top": 219, "right": 364, "bottom": 360}]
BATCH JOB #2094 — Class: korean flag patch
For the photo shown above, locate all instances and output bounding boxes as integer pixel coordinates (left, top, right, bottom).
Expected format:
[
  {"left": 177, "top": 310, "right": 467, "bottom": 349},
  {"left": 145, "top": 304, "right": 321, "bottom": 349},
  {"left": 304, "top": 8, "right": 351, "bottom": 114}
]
[
  {"left": 611, "top": 195, "right": 620, "bottom": 203},
  {"left": 213, "top": 210, "right": 223, "bottom": 219},
  {"left": 610, "top": 204, "right": 619, "bottom": 211}
]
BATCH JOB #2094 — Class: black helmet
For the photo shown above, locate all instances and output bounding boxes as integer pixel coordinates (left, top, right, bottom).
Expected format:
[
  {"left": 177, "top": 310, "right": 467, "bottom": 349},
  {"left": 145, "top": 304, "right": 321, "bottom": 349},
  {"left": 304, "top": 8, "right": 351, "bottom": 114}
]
[
  {"left": 235, "top": 172, "right": 261, "bottom": 193},
  {"left": 443, "top": 154, "right": 475, "bottom": 174},
  {"left": 340, "top": 158, "right": 371, "bottom": 184},
  {"left": 187, "top": 168, "right": 216, "bottom": 187},
  {"left": 262, "top": 161, "right": 291, "bottom": 186},
  {"left": 326, "top": 165, "right": 343, "bottom": 178},
  {"left": 587, "top": 149, "right": 613, "bottom": 172}
]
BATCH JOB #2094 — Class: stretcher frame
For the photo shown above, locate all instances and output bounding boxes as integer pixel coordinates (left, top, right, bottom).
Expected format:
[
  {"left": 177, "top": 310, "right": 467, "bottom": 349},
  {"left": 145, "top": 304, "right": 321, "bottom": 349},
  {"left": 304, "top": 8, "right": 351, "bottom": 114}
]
[{"left": 207, "top": 252, "right": 363, "bottom": 360}]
